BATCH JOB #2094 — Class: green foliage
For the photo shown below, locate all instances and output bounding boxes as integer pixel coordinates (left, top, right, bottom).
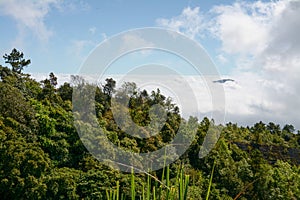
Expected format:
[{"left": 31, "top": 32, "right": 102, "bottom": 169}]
[
  {"left": 0, "top": 122, "right": 50, "bottom": 199},
  {"left": 3, "top": 48, "right": 31, "bottom": 74},
  {"left": 1, "top": 49, "right": 300, "bottom": 199},
  {"left": 44, "top": 167, "right": 80, "bottom": 199}
]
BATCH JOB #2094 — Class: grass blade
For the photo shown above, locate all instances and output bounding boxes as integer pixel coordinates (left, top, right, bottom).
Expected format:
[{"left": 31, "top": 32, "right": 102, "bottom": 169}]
[{"left": 206, "top": 160, "right": 216, "bottom": 200}]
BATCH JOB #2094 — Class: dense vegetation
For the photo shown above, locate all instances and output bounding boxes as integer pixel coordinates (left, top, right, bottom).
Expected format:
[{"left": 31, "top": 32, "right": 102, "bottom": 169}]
[{"left": 0, "top": 49, "right": 300, "bottom": 199}]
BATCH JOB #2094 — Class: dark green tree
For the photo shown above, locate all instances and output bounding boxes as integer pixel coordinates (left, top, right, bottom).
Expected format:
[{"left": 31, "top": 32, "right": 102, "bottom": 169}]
[
  {"left": 49, "top": 72, "right": 58, "bottom": 87},
  {"left": 58, "top": 82, "right": 73, "bottom": 101},
  {"left": 103, "top": 78, "right": 116, "bottom": 97},
  {"left": 3, "top": 48, "right": 31, "bottom": 74}
]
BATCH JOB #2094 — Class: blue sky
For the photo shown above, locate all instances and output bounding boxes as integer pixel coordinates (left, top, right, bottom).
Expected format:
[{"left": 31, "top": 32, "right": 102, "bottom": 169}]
[
  {"left": 1, "top": 0, "right": 300, "bottom": 128},
  {"left": 0, "top": 0, "right": 234, "bottom": 75}
]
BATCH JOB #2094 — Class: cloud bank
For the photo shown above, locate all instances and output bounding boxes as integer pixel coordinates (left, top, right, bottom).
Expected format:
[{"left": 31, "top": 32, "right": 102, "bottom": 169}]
[
  {"left": 157, "top": 0, "right": 300, "bottom": 128},
  {"left": 0, "top": 0, "right": 61, "bottom": 43}
]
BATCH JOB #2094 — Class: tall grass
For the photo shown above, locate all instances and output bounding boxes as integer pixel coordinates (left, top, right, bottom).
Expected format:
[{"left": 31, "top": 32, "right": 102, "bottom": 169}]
[
  {"left": 105, "top": 160, "right": 217, "bottom": 200},
  {"left": 106, "top": 181, "right": 120, "bottom": 200},
  {"left": 205, "top": 160, "right": 215, "bottom": 200},
  {"left": 106, "top": 164, "right": 190, "bottom": 200}
]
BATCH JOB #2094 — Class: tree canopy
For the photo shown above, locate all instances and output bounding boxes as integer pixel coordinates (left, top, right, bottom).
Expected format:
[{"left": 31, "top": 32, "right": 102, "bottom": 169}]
[
  {"left": 0, "top": 49, "right": 299, "bottom": 199},
  {"left": 3, "top": 48, "right": 31, "bottom": 74}
]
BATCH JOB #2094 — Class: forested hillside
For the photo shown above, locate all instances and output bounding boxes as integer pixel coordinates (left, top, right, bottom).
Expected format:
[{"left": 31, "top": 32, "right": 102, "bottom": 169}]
[{"left": 0, "top": 49, "right": 300, "bottom": 199}]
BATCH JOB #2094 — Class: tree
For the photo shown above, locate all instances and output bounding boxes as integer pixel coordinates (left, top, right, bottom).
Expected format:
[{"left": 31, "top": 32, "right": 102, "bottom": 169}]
[
  {"left": 267, "top": 122, "right": 281, "bottom": 135},
  {"left": 58, "top": 82, "right": 73, "bottom": 101},
  {"left": 44, "top": 167, "right": 80, "bottom": 199},
  {"left": 0, "top": 66, "right": 14, "bottom": 81},
  {"left": 49, "top": 72, "right": 58, "bottom": 87},
  {"left": 0, "top": 82, "right": 37, "bottom": 135},
  {"left": 3, "top": 48, "right": 31, "bottom": 74},
  {"left": 103, "top": 78, "right": 116, "bottom": 97},
  {"left": 0, "top": 122, "right": 50, "bottom": 199},
  {"left": 283, "top": 124, "right": 295, "bottom": 133},
  {"left": 251, "top": 121, "right": 267, "bottom": 144},
  {"left": 39, "top": 72, "right": 60, "bottom": 101}
]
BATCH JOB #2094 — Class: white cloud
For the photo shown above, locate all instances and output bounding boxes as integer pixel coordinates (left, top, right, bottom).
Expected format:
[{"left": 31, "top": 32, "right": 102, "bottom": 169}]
[
  {"left": 212, "top": 0, "right": 300, "bottom": 128},
  {"left": 89, "top": 27, "right": 97, "bottom": 35},
  {"left": 210, "top": 1, "right": 289, "bottom": 56},
  {"left": 118, "top": 34, "right": 154, "bottom": 56},
  {"left": 211, "top": 4, "right": 268, "bottom": 55},
  {"left": 157, "top": 1, "right": 300, "bottom": 128},
  {"left": 70, "top": 39, "right": 96, "bottom": 60},
  {"left": 0, "top": 0, "right": 60, "bottom": 42},
  {"left": 59, "top": 0, "right": 90, "bottom": 12},
  {"left": 156, "top": 7, "right": 205, "bottom": 39},
  {"left": 121, "top": 34, "right": 154, "bottom": 49},
  {"left": 30, "top": 72, "right": 72, "bottom": 86},
  {"left": 216, "top": 54, "right": 228, "bottom": 64},
  {"left": 101, "top": 33, "right": 108, "bottom": 41}
]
